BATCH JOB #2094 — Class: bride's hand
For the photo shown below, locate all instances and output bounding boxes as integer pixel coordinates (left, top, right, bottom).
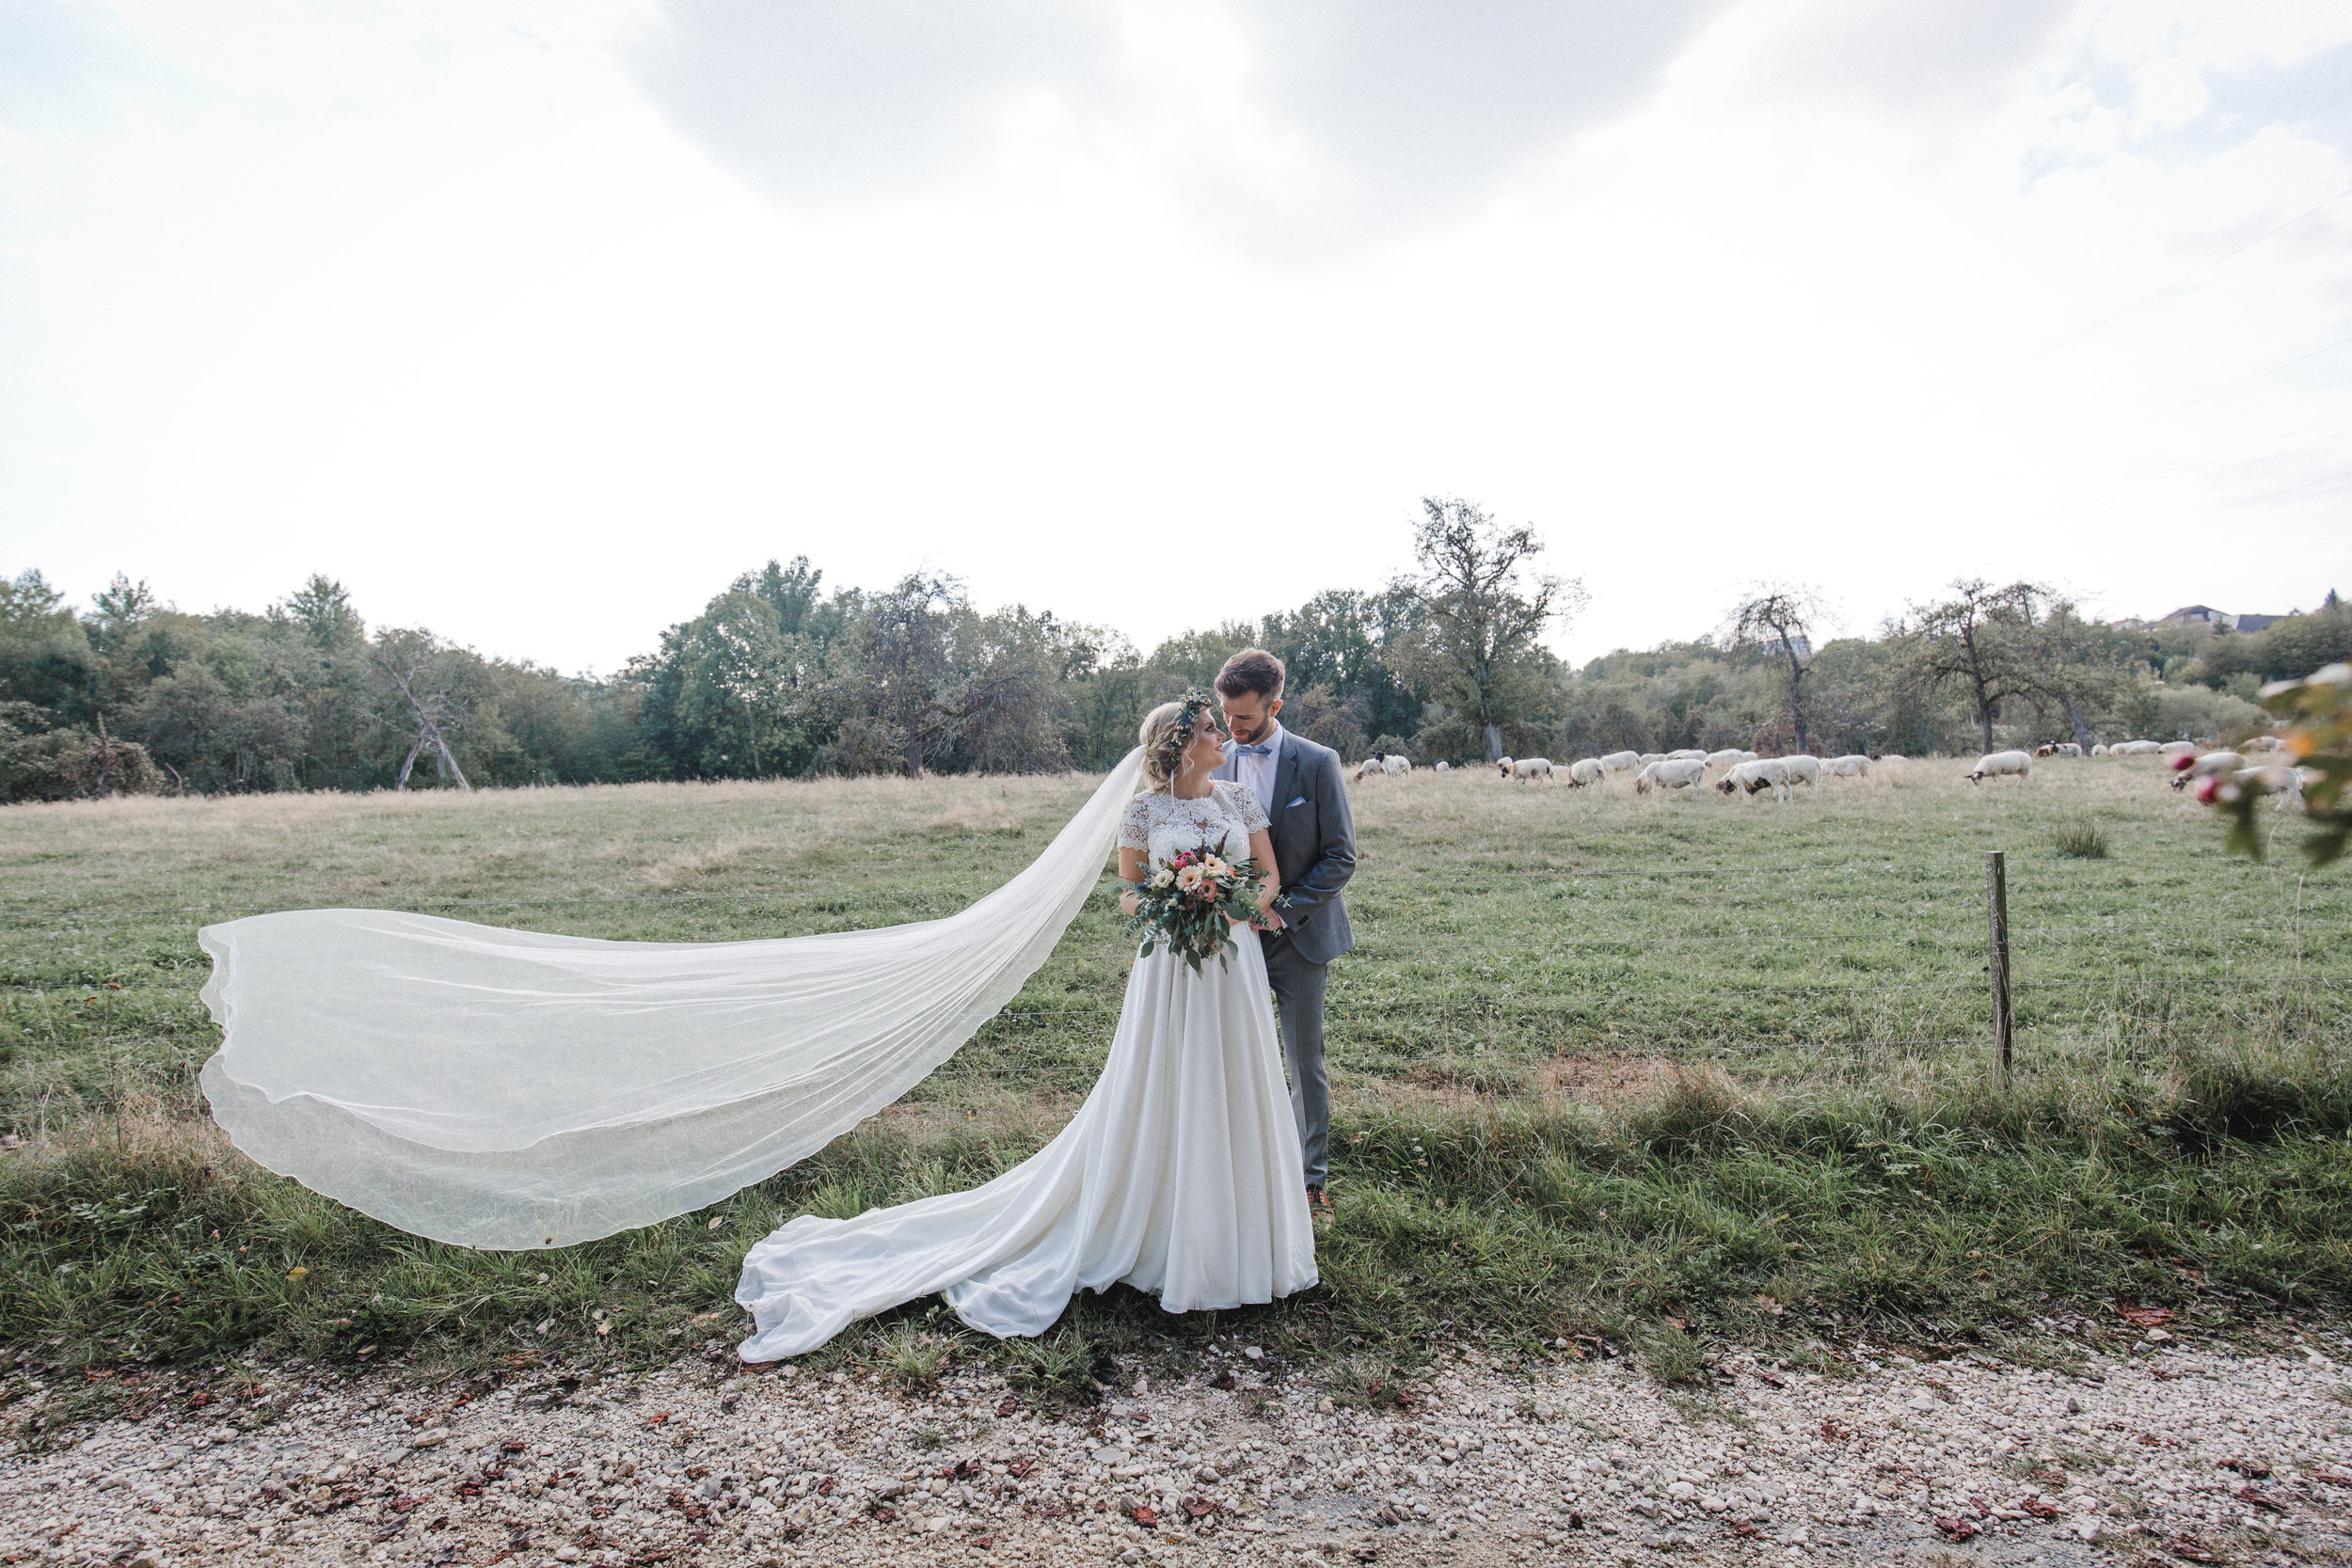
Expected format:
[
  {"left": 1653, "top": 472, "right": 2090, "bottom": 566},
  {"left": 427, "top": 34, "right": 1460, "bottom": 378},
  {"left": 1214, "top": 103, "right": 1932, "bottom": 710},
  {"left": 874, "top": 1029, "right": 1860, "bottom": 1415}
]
[{"left": 1120, "top": 889, "right": 1141, "bottom": 918}]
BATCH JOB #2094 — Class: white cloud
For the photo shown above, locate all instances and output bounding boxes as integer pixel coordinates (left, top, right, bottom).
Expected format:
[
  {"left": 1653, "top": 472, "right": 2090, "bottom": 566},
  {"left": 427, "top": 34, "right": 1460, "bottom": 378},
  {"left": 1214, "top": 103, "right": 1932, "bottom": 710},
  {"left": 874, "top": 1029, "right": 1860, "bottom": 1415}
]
[{"left": 0, "top": 0, "right": 2345, "bottom": 677}]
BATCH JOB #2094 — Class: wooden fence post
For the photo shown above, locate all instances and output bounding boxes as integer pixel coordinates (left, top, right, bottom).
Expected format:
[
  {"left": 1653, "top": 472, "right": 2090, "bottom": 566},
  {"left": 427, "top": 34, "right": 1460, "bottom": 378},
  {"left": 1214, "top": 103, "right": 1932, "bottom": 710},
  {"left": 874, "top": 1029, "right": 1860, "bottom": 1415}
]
[{"left": 1987, "top": 849, "right": 2012, "bottom": 1077}]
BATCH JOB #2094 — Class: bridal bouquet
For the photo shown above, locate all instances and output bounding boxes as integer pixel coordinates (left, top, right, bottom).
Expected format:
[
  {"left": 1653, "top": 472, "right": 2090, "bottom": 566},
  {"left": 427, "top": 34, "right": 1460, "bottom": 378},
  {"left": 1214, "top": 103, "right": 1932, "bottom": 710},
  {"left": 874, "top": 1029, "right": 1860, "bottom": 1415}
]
[{"left": 1126, "top": 846, "right": 1272, "bottom": 974}]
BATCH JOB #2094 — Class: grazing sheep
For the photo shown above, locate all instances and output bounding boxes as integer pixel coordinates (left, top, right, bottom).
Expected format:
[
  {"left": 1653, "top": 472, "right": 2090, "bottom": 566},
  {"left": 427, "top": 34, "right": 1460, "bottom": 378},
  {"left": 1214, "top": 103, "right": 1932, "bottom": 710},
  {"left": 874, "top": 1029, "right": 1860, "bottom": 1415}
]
[
  {"left": 1663, "top": 748, "right": 1709, "bottom": 762},
  {"left": 1703, "top": 748, "right": 1745, "bottom": 772},
  {"left": 2052, "top": 742, "right": 2082, "bottom": 757},
  {"left": 1636, "top": 752, "right": 1666, "bottom": 767},
  {"left": 1718, "top": 757, "right": 1796, "bottom": 801},
  {"left": 1383, "top": 754, "right": 1411, "bottom": 776},
  {"left": 1878, "top": 752, "right": 1907, "bottom": 763},
  {"left": 1965, "top": 750, "right": 2033, "bottom": 784},
  {"left": 2169, "top": 750, "right": 2244, "bottom": 790},
  {"left": 2159, "top": 740, "right": 2197, "bottom": 761},
  {"left": 2114, "top": 739, "right": 2165, "bottom": 755},
  {"left": 1822, "top": 754, "right": 1870, "bottom": 779},
  {"left": 1597, "top": 750, "right": 1642, "bottom": 777},
  {"left": 1566, "top": 757, "right": 1606, "bottom": 788},
  {"left": 1497, "top": 755, "right": 1555, "bottom": 782},
  {"left": 1778, "top": 754, "right": 1823, "bottom": 788},
  {"left": 1635, "top": 757, "right": 1708, "bottom": 795},
  {"left": 1434, "top": 760, "right": 1451, "bottom": 770},
  {"left": 2243, "top": 735, "right": 2287, "bottom": 754},
  {"left": 2090, "top": 743, "right": 2109, "bottom": 756}
]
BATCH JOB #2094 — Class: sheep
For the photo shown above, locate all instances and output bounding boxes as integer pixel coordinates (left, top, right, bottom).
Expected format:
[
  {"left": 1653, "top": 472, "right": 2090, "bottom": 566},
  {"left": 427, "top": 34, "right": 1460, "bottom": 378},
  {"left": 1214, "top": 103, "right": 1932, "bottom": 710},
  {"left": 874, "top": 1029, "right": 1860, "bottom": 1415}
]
[
  {"left": 1434, "top": 760, "right": 1451, "bottom": 771},
  {"left": 2090, "top": 743, "right": 2109, "bottom": 757},
  {"left": 1565, "top": 757, "right": 1606, "bottom": 788},
  {"left": 1703, "top": 748, "right": 1746, "bottom": 772},
  {"left": 1663, "top": 748, "right": 1709, "bottom": 762},
  {"left": 1635, "top": 757, "right": 1709, "bottom": 795},
  {"left": 1497, "top": 755, "right": 1555, "bottom": 782},
  {"left": 2035, "top": 744, "right": 2053, "bottom": 757},
  {"left": 2243, "top": 735, "right": 2287, "bottom": 754},
  {"left": 1778, "top": 754, "right": 1822, "bottom": 788},
  {"left": 2052, "top": 742, "right": 2082, "bottom": 757},
  {"left": 1597, "top": 750, "right": 1642, "bottom": 777},
  {"left": 1718, "top": 757, "right": 1795, "bottom": 801},
  {"left": 1822, "top": 754, "right": 1870, "bottom": 779},
  {"left": 1736, "top": 750, "right": 1759, "bottom": 763},
  {"left": 2159, "top": 740, "right": 2197, "bottom": 761},
  {"left": 1965, "top": 750, "right": 2032, "bottom": 784},
  {"left": 2114, "top": 739, "right": 2164, "bottom": 755},
  {"left": 1383, "top": 754, "right": 1411, "bottom": 776},
  {"left": 2169, "top": 750, "right": 2243, "bottom": 790}
]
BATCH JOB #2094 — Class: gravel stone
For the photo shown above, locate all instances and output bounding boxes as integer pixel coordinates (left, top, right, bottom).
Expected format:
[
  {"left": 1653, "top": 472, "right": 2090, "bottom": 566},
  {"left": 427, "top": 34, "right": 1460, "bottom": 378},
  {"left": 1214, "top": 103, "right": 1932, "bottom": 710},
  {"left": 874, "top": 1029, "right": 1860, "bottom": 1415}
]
[{"left": 0, "top": 1334, "right": 2345, "bottom": 1565}]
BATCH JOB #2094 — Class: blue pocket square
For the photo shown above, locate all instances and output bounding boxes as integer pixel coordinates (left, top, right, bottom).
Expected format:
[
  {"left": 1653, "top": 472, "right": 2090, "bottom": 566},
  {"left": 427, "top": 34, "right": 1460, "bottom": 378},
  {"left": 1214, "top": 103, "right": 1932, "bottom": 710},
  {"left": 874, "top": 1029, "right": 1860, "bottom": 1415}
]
[{"left": 1287, "top": 795, "right": 1309, "bottom": 808}]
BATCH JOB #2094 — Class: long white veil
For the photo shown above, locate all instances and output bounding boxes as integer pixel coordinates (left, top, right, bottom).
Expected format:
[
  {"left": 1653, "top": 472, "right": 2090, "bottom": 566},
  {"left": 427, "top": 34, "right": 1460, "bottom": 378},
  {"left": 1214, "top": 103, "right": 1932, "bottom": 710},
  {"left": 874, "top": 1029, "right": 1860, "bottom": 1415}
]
[{"left": 197, "top": 750, "right": 1145, "bottom": 1250}]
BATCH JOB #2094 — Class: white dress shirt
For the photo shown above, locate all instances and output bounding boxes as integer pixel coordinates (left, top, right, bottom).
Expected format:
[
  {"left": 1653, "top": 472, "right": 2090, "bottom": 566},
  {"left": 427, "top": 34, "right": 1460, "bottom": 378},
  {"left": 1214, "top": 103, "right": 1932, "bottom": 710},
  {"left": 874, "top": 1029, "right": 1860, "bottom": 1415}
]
[{"left": 1230, "top": 721, "right": 1285, "bottom": 816}]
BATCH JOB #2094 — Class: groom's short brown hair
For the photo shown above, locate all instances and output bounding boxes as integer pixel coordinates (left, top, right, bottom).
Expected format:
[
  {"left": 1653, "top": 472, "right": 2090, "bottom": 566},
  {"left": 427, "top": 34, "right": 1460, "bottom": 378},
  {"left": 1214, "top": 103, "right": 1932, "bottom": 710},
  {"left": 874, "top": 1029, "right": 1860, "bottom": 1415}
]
[{"left": 1215, "top": 648, "right": 1285, "bottom": 701}]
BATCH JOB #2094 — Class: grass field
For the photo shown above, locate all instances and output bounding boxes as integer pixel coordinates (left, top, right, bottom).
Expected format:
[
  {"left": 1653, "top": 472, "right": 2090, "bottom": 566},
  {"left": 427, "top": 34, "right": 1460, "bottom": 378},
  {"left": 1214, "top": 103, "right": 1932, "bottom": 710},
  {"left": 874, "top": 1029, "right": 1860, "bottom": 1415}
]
[{"left": 0, "top": 756, "right": 2345, "bottom": 1397}]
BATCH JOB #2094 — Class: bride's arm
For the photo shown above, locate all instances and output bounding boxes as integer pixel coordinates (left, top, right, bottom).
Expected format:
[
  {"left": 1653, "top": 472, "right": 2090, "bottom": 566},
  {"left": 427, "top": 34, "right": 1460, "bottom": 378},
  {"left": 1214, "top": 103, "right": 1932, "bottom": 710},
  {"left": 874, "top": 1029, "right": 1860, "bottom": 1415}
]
[
  {"left": 1246, "top": 827, "right": 1281, "bottom": 927},
  {"left": 1118, "top": 847, "right": 1148, "bottom": 917}
]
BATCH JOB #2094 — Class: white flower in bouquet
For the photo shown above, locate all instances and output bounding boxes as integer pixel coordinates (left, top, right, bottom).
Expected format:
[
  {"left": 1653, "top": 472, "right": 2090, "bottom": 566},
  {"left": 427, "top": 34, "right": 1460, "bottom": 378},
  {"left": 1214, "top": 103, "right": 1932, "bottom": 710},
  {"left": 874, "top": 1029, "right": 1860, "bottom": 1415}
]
[{"left": 1149, "top": 867, "right": 1175, "bottom": 890}]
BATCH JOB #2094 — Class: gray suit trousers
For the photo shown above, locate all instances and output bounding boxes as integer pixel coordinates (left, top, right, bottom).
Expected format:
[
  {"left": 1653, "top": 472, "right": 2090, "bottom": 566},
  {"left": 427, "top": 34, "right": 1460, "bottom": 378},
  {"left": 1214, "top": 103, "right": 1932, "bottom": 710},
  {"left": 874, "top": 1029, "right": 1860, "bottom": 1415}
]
[{"left": 1260, "top": 928, "right": 1329, "bottom": 1189}]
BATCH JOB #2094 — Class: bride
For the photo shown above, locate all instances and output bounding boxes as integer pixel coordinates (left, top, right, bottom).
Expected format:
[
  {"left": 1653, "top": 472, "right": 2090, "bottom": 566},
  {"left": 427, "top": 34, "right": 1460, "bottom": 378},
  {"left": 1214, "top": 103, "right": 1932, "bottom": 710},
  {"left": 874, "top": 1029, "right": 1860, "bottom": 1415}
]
[
  {"left": 193, "top": 690, "right": 1316, "bottom": 1362},
  {"left": 733, "top": 693, "right": 1318, "bottom": 1358}
]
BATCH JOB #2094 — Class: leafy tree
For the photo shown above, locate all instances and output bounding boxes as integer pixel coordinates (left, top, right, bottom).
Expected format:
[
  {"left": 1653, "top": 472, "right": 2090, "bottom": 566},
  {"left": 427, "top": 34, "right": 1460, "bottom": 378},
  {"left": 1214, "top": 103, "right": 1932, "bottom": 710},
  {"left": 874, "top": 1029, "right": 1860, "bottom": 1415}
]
[
  {"left": 1724, "top": 586, "right": 1825, "bottom": 754},
  {"left": 1385, "top": 497, "right": 1581, "bottom": 762},
  {"left": 1891, "top": 578, "right": 2060, "bottom": 753}
]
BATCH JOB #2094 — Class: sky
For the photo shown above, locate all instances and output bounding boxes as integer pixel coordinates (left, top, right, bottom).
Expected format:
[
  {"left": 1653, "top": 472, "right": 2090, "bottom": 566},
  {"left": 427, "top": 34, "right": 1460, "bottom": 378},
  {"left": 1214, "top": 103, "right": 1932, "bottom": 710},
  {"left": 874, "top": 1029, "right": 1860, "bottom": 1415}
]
[{"left": 2, "top": 0, "right": 2348, "bottom": 674}]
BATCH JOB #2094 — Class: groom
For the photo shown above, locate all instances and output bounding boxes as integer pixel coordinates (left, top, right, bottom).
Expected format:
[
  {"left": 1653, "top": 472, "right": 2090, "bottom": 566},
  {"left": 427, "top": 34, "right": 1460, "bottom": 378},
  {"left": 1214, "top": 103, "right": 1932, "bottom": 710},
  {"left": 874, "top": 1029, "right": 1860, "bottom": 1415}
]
[{"left": 1213, "top": 648, "right": 1357, "bottom": 1214}]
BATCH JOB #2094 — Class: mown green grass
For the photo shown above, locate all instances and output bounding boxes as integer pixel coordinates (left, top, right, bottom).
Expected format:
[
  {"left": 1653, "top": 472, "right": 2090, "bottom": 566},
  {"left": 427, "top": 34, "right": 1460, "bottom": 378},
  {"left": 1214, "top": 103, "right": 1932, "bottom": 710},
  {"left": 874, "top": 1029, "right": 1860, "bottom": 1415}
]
[{"left": 0, "top": 758, "right": 2344, "bottom": 1391}]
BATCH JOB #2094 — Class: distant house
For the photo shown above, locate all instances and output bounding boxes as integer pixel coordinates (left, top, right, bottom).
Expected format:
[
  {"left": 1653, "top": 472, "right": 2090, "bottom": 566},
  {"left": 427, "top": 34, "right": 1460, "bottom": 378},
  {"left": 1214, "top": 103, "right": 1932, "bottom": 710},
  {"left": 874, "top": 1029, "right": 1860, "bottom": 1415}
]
[{"left": 2151, "top": 604, "right": 2295, "bottom": 633}]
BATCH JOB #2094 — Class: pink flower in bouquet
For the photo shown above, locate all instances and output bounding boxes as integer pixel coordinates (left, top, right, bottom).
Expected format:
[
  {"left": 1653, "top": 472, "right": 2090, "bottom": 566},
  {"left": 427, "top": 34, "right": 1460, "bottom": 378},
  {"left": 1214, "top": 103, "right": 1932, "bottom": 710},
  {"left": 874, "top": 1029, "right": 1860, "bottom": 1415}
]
[{"left": 1175, "top": 864, "right": 1205, "bottom": 892}]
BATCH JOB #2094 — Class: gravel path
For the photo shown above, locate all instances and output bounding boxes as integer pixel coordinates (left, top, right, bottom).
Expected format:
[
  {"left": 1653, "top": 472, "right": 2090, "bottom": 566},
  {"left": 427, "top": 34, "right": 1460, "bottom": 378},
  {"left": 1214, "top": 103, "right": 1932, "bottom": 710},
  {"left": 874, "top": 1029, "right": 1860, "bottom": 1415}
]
[{"left": 5, "top": 1328, "right": 2349, "bottom": 1568}]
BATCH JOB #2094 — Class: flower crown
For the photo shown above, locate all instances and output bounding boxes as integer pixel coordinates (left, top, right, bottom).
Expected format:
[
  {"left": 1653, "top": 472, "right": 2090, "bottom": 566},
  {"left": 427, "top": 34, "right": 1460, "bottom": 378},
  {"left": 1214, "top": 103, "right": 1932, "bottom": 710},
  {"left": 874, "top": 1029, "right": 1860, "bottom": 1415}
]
[{"left": 1158, "top": 688, "right": 1221, "bottom": 780}]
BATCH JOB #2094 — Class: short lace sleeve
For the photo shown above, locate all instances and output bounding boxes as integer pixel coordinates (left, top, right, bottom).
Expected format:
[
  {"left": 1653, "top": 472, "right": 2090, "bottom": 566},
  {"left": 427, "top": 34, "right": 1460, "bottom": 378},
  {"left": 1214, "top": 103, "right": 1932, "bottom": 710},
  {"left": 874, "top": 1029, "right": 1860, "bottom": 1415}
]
[
  {"left": 1223, "top": 781, "right": 1270, "bottom": 835},
  {"left": 1118, "top": 795, "right": 1153, "bottom": 851}
]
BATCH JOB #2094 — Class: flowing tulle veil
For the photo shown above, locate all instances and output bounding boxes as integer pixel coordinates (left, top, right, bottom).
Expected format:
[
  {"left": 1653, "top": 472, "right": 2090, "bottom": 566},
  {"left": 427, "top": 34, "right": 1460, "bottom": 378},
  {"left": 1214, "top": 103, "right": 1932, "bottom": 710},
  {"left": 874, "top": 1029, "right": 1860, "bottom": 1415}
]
[{"left": 196, "top": 751, "right": 1145, "bottom": 1250}]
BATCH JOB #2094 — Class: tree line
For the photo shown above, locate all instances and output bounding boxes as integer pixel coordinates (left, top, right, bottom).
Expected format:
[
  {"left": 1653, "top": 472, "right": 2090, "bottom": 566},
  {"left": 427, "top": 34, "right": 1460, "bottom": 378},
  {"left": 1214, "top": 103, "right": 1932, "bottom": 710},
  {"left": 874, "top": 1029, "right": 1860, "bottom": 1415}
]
[{"left": 4, "top": 499, "right": 2344, "bottom": 801}]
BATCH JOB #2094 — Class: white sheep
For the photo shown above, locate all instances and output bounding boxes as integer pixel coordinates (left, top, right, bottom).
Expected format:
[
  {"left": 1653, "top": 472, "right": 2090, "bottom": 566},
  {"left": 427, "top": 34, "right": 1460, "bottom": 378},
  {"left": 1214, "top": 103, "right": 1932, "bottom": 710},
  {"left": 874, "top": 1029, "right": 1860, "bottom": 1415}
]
[
  {"left": 1383, "top": 754, "right": 1411, "bottom": 776},
  {"left": 1778, "top": 754, "right": 1822, "bottom": 788},
  {"left": 1497, "top": 755, "right": 1555, "bottom": 782},
  {"left": 2169, "top": 750, "right": 2243, "bottom": 790},
  {"left": 2090, "top": 743, "right": 2109, "bottom": 757},
  {"left": 1635, "top": 757, "right": 1708, "bottom": 795},
  {"left": 1822, "top": 754, "right": 1870, "bottom": 779},
  {"left": 1434, "top": 760, "right": 1451, "bottom": 771},
  {"left": 2053, "top": 742, "right": 2082, "bottom": 757},
  {"left": 2115, "top": 739, "right": 2164, "bottom": 755},
  {"left": 1597, "top": 750, "right": 1642, "bottom": 777},
  {"left": 1965, "top": 750, "right": 2032, "bottom": 784},
  {"left": 2242, "top": 735, "right": 2287, "bottom": 754},
  {"left": 1565, "top": 757, "right": 1606, "bottom": 788},
  {"left": 1703, "top": 748, "right": 1745, "bottom": 772},
  {"left": 1663, "top": 748, "right": 1709, "bottom": 762},
  {"left": 1636, "top": 752, "right": 1665, "bottom": 766},
  {"left": 1718, "top": 757, "right": 1795, "bottom": 801},
  {"left": 2159, "top": 740, "right": 2197, "bottom": 761}
]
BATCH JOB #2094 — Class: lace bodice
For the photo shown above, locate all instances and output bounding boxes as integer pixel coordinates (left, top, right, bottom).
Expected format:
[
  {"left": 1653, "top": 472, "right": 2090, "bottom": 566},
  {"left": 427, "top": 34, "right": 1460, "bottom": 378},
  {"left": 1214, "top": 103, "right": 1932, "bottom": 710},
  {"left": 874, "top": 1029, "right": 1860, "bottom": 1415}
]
[{"left": 1119, "top": 782, "right": 1269, "bottom": 869}]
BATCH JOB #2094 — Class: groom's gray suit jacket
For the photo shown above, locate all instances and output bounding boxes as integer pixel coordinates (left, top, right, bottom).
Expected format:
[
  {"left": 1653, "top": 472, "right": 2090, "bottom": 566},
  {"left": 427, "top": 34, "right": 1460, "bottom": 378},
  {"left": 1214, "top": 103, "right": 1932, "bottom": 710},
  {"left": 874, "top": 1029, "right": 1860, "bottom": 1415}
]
[{"left": 1216, "top": 731, "right": 1357, "bottom": 965}]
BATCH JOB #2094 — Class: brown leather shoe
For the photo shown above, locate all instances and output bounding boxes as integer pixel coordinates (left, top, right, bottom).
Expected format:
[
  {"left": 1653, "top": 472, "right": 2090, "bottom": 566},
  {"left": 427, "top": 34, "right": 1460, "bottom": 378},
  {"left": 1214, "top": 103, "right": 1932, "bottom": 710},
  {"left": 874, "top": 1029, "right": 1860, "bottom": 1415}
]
[{"left": 1306, "top": 1184, "right": 1331, "bottom": 1217}]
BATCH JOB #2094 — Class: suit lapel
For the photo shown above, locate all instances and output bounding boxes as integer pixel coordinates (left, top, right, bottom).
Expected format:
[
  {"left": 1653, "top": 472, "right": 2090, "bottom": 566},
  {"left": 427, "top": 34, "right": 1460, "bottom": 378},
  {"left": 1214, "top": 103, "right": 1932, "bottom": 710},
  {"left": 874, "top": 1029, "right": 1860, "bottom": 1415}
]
[{"left": 1267, "top": 735, "right": 1303, "bottom": 836}]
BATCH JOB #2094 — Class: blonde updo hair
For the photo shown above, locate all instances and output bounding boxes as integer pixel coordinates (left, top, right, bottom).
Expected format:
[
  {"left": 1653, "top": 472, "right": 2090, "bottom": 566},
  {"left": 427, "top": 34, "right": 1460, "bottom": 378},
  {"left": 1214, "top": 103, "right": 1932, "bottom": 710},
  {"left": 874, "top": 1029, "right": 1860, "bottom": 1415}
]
[{"left": 1138, "top": 699, "right": 1212, "bottom": 792}]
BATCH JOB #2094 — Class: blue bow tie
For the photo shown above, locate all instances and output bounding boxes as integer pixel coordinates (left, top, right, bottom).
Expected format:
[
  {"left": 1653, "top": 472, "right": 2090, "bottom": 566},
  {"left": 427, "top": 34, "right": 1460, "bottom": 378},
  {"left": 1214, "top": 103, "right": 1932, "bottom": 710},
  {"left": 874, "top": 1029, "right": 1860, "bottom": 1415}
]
[{"left": 1232, "top": 742, "right": 1273, "bottom": 756}]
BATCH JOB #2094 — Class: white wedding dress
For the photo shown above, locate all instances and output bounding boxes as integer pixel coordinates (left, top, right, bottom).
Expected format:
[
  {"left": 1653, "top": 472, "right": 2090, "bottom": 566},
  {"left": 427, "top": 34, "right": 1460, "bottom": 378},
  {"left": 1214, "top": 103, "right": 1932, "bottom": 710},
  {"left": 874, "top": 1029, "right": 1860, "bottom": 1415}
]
[{"left": 734, "top": 780, "right": 1318, "bottom": 1360}]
